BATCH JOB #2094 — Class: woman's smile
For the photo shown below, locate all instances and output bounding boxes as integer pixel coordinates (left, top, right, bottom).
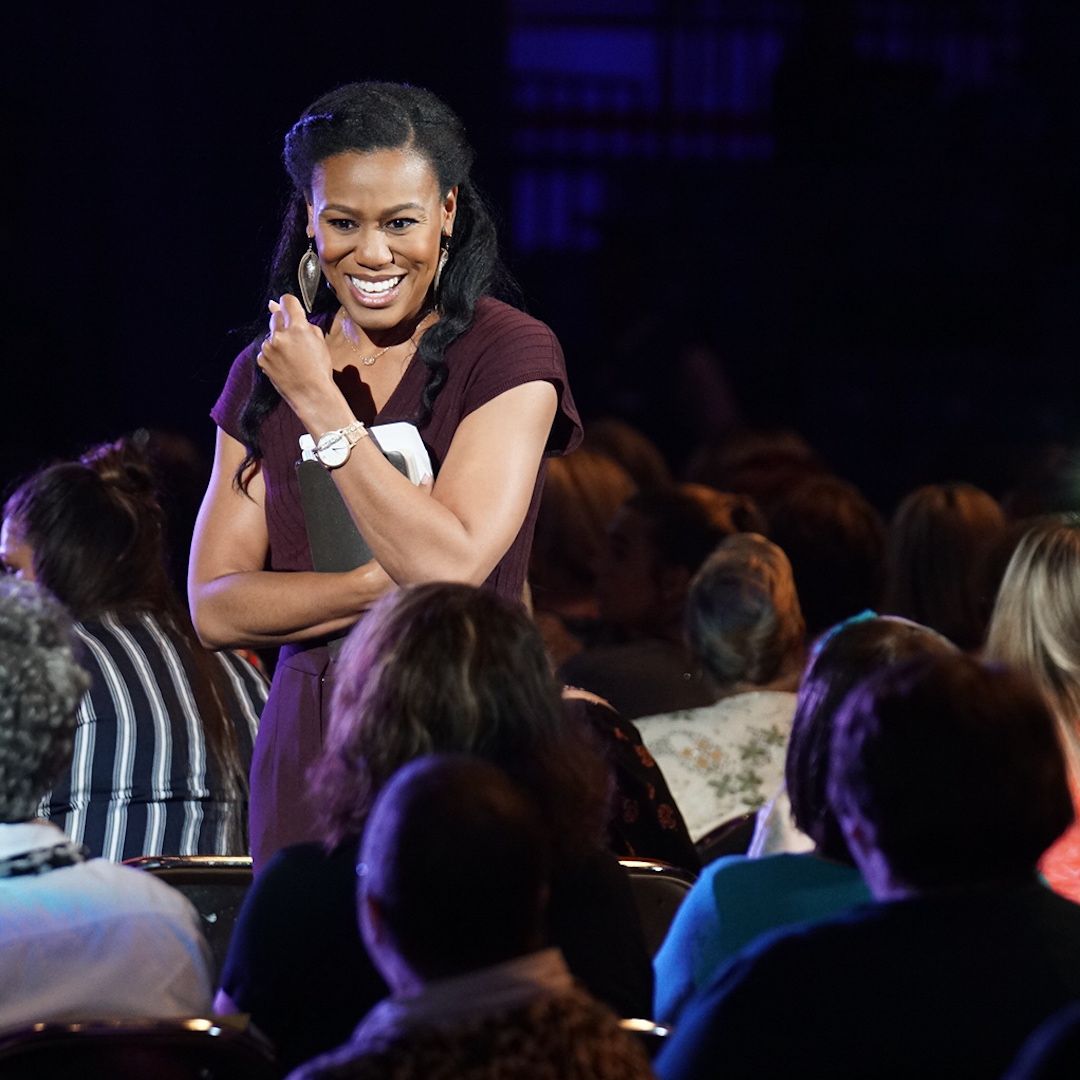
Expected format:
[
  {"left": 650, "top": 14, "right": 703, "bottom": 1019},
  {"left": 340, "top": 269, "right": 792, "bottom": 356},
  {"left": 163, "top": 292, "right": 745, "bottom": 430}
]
[{"left": 307, "top": 148, "right": 456, "bottom": 338}]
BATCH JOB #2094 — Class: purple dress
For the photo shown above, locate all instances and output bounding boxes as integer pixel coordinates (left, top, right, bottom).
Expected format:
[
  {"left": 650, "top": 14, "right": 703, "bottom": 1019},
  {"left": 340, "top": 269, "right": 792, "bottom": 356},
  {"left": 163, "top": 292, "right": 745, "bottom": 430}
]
[{"left": 211, "top": 298, "right": 583, "bottom": 869}]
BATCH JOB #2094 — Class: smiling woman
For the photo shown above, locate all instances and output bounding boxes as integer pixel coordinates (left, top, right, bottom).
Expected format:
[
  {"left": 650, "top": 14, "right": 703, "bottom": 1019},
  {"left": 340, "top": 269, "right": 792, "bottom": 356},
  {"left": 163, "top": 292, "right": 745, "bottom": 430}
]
[{"left": 189, "top": 82, "right": 582, "bottom": 868}]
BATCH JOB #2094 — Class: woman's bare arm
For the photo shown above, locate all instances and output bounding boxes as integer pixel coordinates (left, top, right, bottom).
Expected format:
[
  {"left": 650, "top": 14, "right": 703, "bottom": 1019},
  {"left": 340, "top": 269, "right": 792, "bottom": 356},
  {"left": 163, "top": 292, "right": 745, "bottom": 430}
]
[
  {"left": 259, "top": 294, "right": 558, "bottom": 588},
  {"left": 188, "top": 428, "right": 393, "bottom": 650}
]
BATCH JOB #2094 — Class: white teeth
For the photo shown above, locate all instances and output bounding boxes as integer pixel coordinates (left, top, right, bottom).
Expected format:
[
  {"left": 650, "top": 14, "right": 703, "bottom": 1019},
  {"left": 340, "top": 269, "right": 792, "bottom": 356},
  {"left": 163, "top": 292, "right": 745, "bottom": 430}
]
[{"left": 350, "top": 275, "right": 401, "bottom": 294}]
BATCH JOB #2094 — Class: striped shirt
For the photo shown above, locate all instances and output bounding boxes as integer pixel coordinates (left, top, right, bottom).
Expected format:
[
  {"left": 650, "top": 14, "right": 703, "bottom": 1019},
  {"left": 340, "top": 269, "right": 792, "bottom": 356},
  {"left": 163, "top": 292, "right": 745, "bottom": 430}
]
[{"left": 40, "top": 611, "right": 267, "bottom": 861}]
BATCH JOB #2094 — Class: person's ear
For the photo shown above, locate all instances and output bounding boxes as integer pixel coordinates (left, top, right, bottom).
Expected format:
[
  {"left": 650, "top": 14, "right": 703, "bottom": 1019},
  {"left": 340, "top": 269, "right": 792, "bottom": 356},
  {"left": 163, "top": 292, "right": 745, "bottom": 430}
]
[{"left": 442, "top": 185, "right": 458, "bottom": 237}]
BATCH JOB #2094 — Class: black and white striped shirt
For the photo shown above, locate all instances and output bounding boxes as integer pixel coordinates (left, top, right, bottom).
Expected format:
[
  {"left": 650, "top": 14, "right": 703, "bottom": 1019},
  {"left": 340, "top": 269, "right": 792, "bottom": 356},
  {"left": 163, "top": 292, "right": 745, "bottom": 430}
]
[{"left": 40, "top": 611, "right": 267, "bottom": 861}]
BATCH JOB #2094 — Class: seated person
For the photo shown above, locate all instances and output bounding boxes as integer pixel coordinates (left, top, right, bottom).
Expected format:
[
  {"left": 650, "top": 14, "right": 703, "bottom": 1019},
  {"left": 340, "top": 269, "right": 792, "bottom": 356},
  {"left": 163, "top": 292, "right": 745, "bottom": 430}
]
[
  {"left": 655, "top": 654, "right": 1080, "bottom": 1080},
  {"left": 884, "top": 482, "right": 1006, "bottom": 651},
  {"left": 290, "top": 754, "right": 654, "bottom": 1079},
  {"left": 0, "top": 579, "right": 212, "bottom": 1030},
  {"left": 217, "top": 584, "right": 653, "bottom": 1070},
  {"left": 528, "top": 449, "right": 636, "bottom": 668},
  {"left": 563, "top": 685, "right": 699, "bottom": 871},
  {"left": 1, "top": 439, "right": 266, "bottom": 860},
  {"left": 766, "top": 475, "right": 886, "bottom": 638},
  {"left": 984, "top": 518, "right": 1080, "bottom": 903},
  {"left": 635, "top": 533, "right": 805, "bottom": 840},
  {"left": 560, "top": 485, "right": 765, "bottom": 720},
  {"left": 653, "top": 614, "right": 954, "bottom": 1023}
]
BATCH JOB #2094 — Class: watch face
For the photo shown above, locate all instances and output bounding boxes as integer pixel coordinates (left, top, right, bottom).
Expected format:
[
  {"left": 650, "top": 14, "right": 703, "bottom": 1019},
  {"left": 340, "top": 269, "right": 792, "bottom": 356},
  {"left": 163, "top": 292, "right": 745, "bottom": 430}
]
[{"left": 316, "top": 431, "right": 349, "bottom": 468}]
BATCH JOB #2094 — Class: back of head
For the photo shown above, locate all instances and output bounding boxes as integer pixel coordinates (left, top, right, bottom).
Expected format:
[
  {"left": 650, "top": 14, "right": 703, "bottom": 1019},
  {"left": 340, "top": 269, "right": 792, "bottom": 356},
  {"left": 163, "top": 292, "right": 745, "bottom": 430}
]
[
  {"left": 985, "top": 517, "right": 1080, "bottom": 749},
  {"left": 885, "top": 483, "right": 1006, "bottom": 650},
  {"left": 787, "top": 615, "right": 957, "bottom": 862},
  {"left": 0, "top": 580, "right": 90, "bottom": 821},
  {"left": 530, "top": 449, "right": 636, "bottom": 606},
  {"left": 317, "top": 583, "right": 610, "bottom": 856},
  {"left": 684, "top": 429, "right": 825, "bottom": 509},
  {"left": 3, "top": 438, "right": 173, "bottom": 621},
  {"left": 359, "top": 754, "right": 550, "bottom": 982},
  {"left": 829, "top": 653, "right": 1072, "bottom": 890},
  {"left": 685, "top": 533, "right": 805, "bottom": 688},
  {"left": 629, "top": 486, "right": 761, "bottom": 579},
  {"left": 583, "top": 418, "right": 672, "bottom": 492},
  {"left": 766, "top": 475, "right": 886, "bottom": 637}
]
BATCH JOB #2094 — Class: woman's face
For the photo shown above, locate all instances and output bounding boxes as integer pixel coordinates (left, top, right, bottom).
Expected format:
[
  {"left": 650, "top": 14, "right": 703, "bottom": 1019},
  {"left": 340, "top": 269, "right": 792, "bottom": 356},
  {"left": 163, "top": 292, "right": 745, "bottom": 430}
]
[
  {"left": 0, "top": 518, "right": 35, "bottom": 580},
  {"left": 307, "top": 148, "right": 457, "bottom": 334}
]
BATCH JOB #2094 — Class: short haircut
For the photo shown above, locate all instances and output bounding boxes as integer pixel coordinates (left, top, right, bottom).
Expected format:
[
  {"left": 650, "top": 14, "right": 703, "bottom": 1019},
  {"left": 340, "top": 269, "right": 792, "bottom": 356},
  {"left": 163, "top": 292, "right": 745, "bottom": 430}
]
[
  {"left": 767, "top": 476, "right": 886, "bottom": 637},
  {"left": 628, "top": 486, "right": 762, "bottom": 577},
  {"left": 0, "top": 580, "right": 90, "bottom": 822},
  {"left": 360, "top": 755, "right": 550, "bottom": 979},
  {"left": 787, "top": 616, "right": 956, "bottom": 862},
  {"left": 829, "top": 654, "right": 1073, "bottom": 889},
  {"left": 685, "top": 533, "right": 805, "bottom": 687}
]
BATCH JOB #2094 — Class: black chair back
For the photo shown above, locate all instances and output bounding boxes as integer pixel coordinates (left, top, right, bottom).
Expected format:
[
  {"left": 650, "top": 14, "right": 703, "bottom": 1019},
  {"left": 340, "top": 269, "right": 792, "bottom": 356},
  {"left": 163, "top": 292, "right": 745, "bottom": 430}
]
[
  {"left": 618, "top": 857, "right": 696, "bottom": 956},
  {"left": 0, "top": 1018, "right": 280, "bottom": 1080},
  {"left": 695, "top": 811, "right": 757, "bottom": 865},
  {"left": 124, "top": 856, "right": 253, "bottom": 983}
]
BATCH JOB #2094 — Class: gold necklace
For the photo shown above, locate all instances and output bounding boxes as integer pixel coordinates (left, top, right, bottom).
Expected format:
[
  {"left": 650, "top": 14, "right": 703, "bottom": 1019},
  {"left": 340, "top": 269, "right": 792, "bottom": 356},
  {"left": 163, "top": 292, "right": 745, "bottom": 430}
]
[{"left": 340, "top": 311, "right": 437, "bottom": 366}]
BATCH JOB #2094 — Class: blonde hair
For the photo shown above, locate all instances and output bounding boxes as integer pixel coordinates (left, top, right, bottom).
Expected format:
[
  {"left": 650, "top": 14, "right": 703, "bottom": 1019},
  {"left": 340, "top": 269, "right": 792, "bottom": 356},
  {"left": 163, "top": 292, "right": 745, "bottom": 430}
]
[{"left": 985, "top": 517, "right": 1080, "bottom": 770}]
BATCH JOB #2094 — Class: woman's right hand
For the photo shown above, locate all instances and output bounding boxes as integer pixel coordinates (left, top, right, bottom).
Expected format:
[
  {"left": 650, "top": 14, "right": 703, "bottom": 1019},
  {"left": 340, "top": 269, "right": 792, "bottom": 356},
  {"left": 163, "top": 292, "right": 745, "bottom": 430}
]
[{"left": 256, "top": 295, "right": 344, "bottom": 424}]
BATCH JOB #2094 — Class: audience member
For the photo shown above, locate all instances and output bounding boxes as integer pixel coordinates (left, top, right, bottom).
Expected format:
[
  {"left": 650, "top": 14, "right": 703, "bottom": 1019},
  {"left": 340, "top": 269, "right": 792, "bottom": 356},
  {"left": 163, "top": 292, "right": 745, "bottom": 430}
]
[
  {"left": 655, "top": 614, "right": 954, "bottom": 1022},
  {"left": 884, "top": 482, "right": 1006, "bottom": 650},
  {"left": 655, "top": 654, "right": 1080, "bottom": 1079},
  {"left": 529, "top": 449, "right": 636, "bottom": 667},
  {"left": 563, "top": 686, "right": 699, "bottom": 871},
  {"left": 560, "top": 486, "right": 757, "bottom": 719},
  {"left": 683, "top": 429, "right": 826, "bottom": 511},
  {"left": 766, "top": 474, "right": 886, "bottom": 637},
  {"left": 216, "top": 584, "right": 653, "bottom": 1069},
  {"left": 0, "top": 578, "right": 212, "bottom": 1029},
  {"left": 583, "top": 416, "right": 673, "bottom": 492},
  {"left": 635, "top": 534, "right": 805, "bottom": 841},
  {"left": 1, "top": 439, "right": 266, "bottom": 859},
  {"left": 290, "top": 755, "right": 654, "bottom": 1079},
  {"left": 985, "top": 517, "right": 1080, "bottom": 903}
]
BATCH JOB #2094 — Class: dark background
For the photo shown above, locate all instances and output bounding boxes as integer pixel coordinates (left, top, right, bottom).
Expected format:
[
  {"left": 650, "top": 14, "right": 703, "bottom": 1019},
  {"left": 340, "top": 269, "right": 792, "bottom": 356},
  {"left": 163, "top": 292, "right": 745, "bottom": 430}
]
[{"left": 5, "top": 1, "right": 1079, "bottom": 512}]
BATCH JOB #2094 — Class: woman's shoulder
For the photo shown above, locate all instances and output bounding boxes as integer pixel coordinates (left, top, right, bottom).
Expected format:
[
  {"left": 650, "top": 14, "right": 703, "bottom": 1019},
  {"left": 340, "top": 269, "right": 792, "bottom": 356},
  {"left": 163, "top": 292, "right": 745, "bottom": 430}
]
[{"left": 454, "top": 297, "right": 564, "bottom": 365}]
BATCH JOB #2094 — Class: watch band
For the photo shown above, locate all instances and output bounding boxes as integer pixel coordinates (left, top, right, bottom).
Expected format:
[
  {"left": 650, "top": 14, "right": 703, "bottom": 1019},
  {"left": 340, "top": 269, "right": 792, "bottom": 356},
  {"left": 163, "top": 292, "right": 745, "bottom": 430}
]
[{"left": 333, "top": 420, "right": 369, "bottom": 448}]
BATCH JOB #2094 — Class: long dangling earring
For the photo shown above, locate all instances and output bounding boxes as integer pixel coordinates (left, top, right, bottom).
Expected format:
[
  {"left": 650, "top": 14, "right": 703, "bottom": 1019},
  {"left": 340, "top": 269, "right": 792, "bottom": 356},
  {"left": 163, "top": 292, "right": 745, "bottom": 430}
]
[
  {"left": 298, "top": 238, "right": 322, "bottom": 313},
  {"left": 433, "top": 234, "right": 450, "bottom": 306}
]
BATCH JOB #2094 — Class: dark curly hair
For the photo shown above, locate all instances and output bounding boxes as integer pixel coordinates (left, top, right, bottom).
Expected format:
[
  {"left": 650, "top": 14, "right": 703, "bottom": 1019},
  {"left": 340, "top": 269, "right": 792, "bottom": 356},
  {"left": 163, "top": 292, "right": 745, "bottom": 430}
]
[{"left": 236, "top": 81, "right": 514, "bottom": 488}]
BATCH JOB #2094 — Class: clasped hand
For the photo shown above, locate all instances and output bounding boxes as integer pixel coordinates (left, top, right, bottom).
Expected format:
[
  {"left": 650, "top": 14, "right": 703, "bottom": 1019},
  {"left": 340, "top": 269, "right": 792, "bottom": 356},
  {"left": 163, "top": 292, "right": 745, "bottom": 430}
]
[{"left": 256, "top": 294, "right": 335, "bottom": 415}]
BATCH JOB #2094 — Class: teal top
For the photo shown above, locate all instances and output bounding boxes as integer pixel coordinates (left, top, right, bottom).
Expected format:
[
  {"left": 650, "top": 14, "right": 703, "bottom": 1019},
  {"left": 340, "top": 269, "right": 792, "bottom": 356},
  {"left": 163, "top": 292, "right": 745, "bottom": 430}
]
[{"left": 653, "top": 853, "right": 872, "bottom": 1024}]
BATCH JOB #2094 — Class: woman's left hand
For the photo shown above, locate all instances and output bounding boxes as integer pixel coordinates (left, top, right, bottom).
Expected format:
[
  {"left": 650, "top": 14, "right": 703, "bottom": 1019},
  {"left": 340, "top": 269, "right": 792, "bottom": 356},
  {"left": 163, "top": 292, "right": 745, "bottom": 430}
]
[{"left": 256, "top": 294, "right": 338, "bottom": 416}]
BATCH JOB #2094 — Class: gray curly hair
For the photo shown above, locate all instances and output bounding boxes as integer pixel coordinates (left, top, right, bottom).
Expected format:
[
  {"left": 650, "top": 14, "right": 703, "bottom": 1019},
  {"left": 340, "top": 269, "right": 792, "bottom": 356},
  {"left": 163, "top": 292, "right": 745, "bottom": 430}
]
[{"left": 0, "top": 579, "right": 90, "bottom": 822}]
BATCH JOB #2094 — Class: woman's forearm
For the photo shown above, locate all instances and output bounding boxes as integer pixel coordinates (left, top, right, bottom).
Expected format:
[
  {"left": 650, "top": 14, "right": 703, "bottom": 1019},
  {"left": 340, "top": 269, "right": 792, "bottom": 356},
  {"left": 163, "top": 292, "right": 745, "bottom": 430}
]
[
  {"left": 297, "top": 382, "right": 557, "bottom": 587},
  {"left": 191, "top": 562, "right": 393, "bottom": 650}
]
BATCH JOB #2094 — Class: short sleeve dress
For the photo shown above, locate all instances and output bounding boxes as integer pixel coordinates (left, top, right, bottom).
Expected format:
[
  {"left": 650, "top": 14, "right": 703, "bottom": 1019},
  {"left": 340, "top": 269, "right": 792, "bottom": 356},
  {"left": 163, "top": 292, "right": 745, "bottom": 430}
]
[{"left": 211, "top": 298, "right": 583, "bottom": 868}]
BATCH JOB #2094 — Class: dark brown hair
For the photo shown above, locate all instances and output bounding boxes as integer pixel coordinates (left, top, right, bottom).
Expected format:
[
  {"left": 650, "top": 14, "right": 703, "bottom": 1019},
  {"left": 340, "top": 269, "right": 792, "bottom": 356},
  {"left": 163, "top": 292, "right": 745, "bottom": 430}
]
[
  {"left": 314, "top": 583, "right": 611, "bottom": 858},
  {"left": 884, "top": 483, "right": 1006, "bottom": 650},
  {"left": 787, "top": 615, "right": 956, "bottom": 862},
  {"left": 830, "top": 654, "right": 1073, "bottom": 888},
  {"left": 3, "top": 439, "right": 248, "bottom": 810}
]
